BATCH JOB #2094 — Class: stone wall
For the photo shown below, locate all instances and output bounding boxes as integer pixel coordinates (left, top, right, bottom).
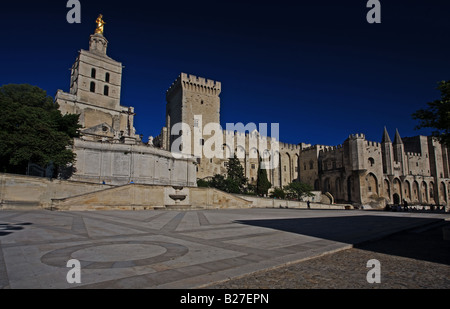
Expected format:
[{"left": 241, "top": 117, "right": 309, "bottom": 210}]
[
  {"left": 0, "top": 173, "right": 113, "bottom": 209},
  {"left": 53, "top": 185, "right": 253, "bottom": 211},
  {"left": 70, "top": 139, "right": 197, "bottom": 187},
  {"left": 234, "top": 194, "right": 349, "bottom": 209},
  {"left": 189, "top": 188, "right": 252, "bottom": 209},
  {"left": 0, "top": 174, "right": 253, "bottom": 211}
]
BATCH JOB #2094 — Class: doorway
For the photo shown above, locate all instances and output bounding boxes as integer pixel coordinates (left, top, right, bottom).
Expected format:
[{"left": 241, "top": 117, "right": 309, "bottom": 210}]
[{"left": 393, "top": 193, "right": 400, "bottom": 205}]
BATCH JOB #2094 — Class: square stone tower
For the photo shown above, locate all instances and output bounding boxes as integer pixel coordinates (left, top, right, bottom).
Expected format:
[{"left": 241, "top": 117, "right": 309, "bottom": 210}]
[
  {"left": 69, "top": 33, "right": 122, "bottom": 111},
  {"left": 56, "top": 17, "right": 139, "bottom": 143},
  {"left": 164, "top": 73, "right": 221, "bottom": 154}
]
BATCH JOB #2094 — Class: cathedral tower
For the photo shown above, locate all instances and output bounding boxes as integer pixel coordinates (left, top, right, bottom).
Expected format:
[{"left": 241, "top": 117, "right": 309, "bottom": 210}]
[
  {"left": 68, "top": 18, "right": 122, "bottom": 111},
  {"left": 56, "top": 15, "right": 139, "bottom": 143}
]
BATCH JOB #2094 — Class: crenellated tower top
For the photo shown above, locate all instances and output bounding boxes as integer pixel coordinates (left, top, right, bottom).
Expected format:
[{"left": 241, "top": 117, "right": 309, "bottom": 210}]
[{"left": 166, "top": 73, "right": 221, "bottom": 99}]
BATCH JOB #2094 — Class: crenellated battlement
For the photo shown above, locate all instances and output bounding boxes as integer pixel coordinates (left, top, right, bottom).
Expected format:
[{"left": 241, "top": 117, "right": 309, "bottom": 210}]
[
  {"left": 349, "top": 133, "right": 366, "bottom": 140},
  {"left": 322, "top": 144, "right": 344, "bottom": 153},
  {"left": 301, "top": 144, "right": 331, "bottom": 153},
  {"left": 406, "top": 152, "right": 421, "bottom": 157},
  {"left": 166, "top": 73, "right": 221, "bottom": 97},
  {"left": 279, "top": 142, "right": 301, "bottom": 150},
  {"left": 222, "top": 130, "right": 302, "bottom": 151},
  {"left": 366, "top": 141, "right": 381, "bottom": 147},
  {"left": 223, "top": 129, "right": 262, "bottom": 139}
]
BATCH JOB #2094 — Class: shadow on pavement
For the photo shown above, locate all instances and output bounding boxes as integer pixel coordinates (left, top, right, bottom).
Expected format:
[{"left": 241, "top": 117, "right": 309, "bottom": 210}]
[
  {"left": 0, "top": 222, "right": 32, "bottom": 237},
  {"left": 236, "top": 215, "right": 450, "bottom": 265},
  {"left": 354, "top": 221, "right": 450, "bottom": 266}
]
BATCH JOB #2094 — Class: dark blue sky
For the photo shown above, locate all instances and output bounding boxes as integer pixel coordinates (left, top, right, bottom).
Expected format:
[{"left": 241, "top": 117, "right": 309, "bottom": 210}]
[{"left": 1, "top": 0, "right": 449, "bottom": 146}]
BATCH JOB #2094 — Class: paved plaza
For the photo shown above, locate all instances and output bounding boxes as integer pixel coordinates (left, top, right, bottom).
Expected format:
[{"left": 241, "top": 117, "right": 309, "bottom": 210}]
[{"left": 0, "top": 208, "right": 448, "bottom": 289}]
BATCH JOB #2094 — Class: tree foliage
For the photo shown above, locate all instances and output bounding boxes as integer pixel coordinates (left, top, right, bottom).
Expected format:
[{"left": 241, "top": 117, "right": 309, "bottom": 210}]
[
  {"left": 256, "top": 158, "right": 271, "bottom": 196},
  {"left": 206, "top": 174, "right": 240, "bottom": 194},
  {"left": 283, "top": 182, "right": 314, "bottom": 201},
  {"left": 412, "top": 80, "right": 450, "bottom": 147},
  {"left": 226, "top": 154, "right": 248, "bottom": 191},
  {"left": 0, "top": 84, "right": 81, "bottom": 175},
  {"left": 270, "top": 187, "right": 286, "bottom": 199},
  {"left": 201, "top": 154, "right": 249, "bottom": 194},
  {"left": 197, "top": 179, "right": 210, "bottom": 188}
]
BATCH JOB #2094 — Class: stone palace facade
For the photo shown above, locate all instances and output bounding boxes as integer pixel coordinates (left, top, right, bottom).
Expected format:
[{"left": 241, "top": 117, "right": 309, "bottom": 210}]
[{"left": 56, "top": 18, "right": 449, "bottom": 208}]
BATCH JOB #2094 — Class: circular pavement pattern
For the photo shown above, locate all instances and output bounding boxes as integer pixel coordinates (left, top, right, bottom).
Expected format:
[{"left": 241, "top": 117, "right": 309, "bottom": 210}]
[
  {"left": 72, "top": 244, "right": 167, "bottom": 262},
  {"left": 41, "top": 241, "right": 188, "bottom": 269}
]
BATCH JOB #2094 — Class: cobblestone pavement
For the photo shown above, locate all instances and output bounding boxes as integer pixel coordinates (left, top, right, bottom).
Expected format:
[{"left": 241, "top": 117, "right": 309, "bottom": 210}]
[
  {"left": 207, "top": 222, "right": 450, "bottom": 289},
  {"left": 0, "top": 209, "right": 448, "bottom": 289}
]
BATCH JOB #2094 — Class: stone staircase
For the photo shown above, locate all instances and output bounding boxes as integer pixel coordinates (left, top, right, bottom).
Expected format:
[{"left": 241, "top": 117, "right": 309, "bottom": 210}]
[{"left": 51, "top": 184, "right": 252, "bottom": 211}]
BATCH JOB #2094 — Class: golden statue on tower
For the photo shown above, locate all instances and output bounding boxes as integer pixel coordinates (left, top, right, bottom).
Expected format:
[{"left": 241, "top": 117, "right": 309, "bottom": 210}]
[{"left": 95, "top": 14, "right": 106, "bottom": 34}]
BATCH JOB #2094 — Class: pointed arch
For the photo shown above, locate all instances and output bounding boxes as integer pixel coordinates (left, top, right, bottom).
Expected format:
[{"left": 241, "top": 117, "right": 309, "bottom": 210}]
[
  {"left": 335, "top": 177, "right": 341, "bottom": 200},
  {"left": 393, "top": 178, "right": 402, "bottom": 199},
  {"left": 412, "top": 181, "right": 419, "bottom": 203},
  {"left": 366, "top": 173, "right": 378, "bottom": 196},
  {"left": 439, "top": 182, "right": 447, "bottom": 205},
  {"left": 314, "top": 179, "right": 320, "bottom": 191},
  {"left": 347, "top": 175, "right": 354, "bottom": 202},
  {"left": 429, "top": 181, "right": 436, "bottom": 204},
  {"left": 323, "top": 178, "right": 331, "bottom": 193},
  {"left": 421, "top": 181, "right": 428, "bottom": 204},
  {"left": 384, "top": 179, "right": 391, "bottom": 202},
  {"left": 404, "top": 180, "right": 411, "bottom": 202}
]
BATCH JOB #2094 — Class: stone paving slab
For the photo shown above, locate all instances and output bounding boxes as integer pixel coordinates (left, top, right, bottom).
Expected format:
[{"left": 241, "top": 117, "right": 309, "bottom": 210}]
[
  {"left": 207, "top": 221, "right": 450, "bottom": 289},
  {"left": 0, "top": 208, "right": 448, "bottom": 289}
]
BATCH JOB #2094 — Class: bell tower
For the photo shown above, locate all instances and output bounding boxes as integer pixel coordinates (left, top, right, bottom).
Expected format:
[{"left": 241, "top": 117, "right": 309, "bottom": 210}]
[
  {"left": 56, "top": 15, "right": 139, "bottom": 144},
  {"left": 67, "top": 14, "right": 122, "bottom": 111},
  {"left": 89, "top": 14, "right": 108, "bottom": 55}
]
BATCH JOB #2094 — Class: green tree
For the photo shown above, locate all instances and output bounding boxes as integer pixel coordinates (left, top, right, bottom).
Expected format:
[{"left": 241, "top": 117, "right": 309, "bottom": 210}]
[
  {"left": 256, "top": 158, "right": 271, "bottom": 196},
  {"left": 226, "top": 154, "right": 248, "bottom": 192},
  {"left": 208, "top": 174, "right": 241, "bottom": 194},
  {"left": 270, "top": 187, "right": 286, "bottom": 199},
  {"left": 209, "top": 174, "right": 228, "bottom": 192},
  {"left": 412, "top": 80, "right": 450, "bottom": 147},
  {"left": 224, "top": 177, "right": 241, "bottom": 194},
  {"left": 197, "top": 179, "right": 210, "bottom": 188},
  {"left": 283, "top": 182, "right": 314, "bottom": 201},
  {"left": 206, "top": 155, "right": 248, "bottom": 194},
  {"left": 0, "top": 84, "right": 80, "bottom": 176}
]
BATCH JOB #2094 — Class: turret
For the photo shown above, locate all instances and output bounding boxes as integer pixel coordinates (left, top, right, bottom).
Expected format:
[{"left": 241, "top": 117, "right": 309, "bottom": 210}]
[
  {"left": 393, "top": 129, "right": 407, "bottom": 175},
  {"left": 381, "top": 127, "right": 394, "bottom": 175},
  {"left": 348, "top": 133, "right": 366, "bottom": 171}
]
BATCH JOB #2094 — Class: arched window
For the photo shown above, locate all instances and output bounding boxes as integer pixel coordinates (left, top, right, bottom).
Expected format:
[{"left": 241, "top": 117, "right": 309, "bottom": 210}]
[
  {"left": 368, "top": 157, "right": 375, "bottom": 167},
  {"left": 91, "top": 68, "right": 96, "bottom": 78},
  {"left": 105, "top": 72, "right": 110, "bottom": 83},
  {"left": 90, "top": 82, "right": 96, "bottom": 93},
  {"left": 309, "top": 161, "right": 314, "bottom": 170},
  {"left": 104, "top": 85, "right": 109, "bottom": 96}
]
